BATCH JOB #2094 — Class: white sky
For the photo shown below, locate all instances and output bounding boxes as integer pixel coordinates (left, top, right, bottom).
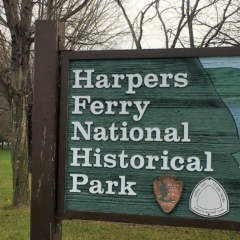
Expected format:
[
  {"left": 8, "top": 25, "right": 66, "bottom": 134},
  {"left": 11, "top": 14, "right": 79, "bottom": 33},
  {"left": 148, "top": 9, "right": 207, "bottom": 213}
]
[
  {"left": 114, "top": 0, "right": 240, "bottom": 50},
  {"left": 115, "top": 0, "right": 162, "bottom": 49}
]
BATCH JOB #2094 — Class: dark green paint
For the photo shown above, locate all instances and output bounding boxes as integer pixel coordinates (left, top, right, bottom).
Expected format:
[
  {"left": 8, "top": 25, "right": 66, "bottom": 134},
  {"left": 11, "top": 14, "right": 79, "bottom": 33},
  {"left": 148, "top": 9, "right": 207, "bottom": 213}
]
[{"left": 64, "top": 57, "right": 240, "bottom": 222}]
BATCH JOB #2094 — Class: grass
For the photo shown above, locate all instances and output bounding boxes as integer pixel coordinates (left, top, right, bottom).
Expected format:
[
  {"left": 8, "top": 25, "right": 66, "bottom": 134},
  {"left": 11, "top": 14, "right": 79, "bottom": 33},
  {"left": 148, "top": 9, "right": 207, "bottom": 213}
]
[
  {"left": 0, "top": 149, "right": 240, "bottom": 239},
  {"left": 0, "top": 150, "right": 30, "bottom": 240}
]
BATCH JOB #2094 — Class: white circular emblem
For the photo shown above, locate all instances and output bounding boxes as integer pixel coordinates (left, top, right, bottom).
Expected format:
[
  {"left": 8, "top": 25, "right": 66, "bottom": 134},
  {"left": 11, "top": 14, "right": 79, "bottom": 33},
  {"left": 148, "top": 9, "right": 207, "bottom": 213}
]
[{"left": 189, "top": 177, "right": 229, "bottom": 218}]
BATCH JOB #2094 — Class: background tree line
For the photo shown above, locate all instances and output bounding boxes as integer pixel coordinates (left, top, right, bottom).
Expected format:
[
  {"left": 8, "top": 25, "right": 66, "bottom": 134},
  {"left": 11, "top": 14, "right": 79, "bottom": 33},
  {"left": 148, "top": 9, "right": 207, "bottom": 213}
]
[{"left": 0, "top": 0, "right": 239, "bottom": 208}]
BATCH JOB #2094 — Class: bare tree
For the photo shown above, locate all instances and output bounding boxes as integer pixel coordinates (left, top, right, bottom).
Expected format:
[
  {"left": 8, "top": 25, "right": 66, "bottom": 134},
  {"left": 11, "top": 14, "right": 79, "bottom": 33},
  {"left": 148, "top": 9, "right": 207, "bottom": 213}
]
[
  {"left": 64, "top": 0, "right": 123, "bottom": 50},
  {"left": 115, "top": 0, "right": 156, "bottom": 49},
  {"left": 0, "top": 0, "right": 124, "bottom": 208},
  {"left": 197, "top": 0, "right": 240, "bottom": 47},
  {"left": 116, "top": 0, "right": 240, "bottom": 49}
]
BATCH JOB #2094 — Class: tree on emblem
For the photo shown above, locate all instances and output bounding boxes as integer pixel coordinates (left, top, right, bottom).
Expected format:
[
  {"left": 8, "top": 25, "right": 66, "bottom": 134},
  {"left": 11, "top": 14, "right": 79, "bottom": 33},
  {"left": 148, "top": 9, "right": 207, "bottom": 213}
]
[{"left": 153, "top": 175, "right": 183, "bottom": 214}]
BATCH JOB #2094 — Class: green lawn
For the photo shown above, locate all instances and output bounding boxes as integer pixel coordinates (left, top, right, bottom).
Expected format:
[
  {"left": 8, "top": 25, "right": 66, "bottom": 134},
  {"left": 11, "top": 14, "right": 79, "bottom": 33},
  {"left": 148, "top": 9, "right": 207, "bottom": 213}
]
[{"left": 0, "top": 150, "right": 239, "bottom": 240}]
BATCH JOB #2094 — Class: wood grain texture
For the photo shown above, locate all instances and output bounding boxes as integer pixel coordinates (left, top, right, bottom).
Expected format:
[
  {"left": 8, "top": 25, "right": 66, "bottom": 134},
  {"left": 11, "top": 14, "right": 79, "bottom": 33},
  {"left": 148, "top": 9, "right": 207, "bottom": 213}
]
[
  {"left": 63, "top": 57, "right": 240, "bottom": 223},
  {"left": 31, "top": 21, "right": 64, "bottom": 240}
]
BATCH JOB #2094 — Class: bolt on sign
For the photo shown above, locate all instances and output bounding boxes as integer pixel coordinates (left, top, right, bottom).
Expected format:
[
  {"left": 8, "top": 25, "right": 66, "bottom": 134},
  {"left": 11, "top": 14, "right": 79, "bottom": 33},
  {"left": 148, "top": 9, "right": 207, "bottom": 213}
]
[{"left": 58, "top": 50, "right": 240, "bottom": 229}]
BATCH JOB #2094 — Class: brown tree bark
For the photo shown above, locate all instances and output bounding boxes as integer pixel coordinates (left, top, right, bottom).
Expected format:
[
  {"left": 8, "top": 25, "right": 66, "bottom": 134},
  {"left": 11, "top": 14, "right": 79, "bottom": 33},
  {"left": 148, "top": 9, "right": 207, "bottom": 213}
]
[
  {"left": 3, "top": 0, "right": 33, "bottom": 207},
  {"left": 1, "top": 0, "right": 129, "bottom": 208},
  {"left": 11, "top": 96, "right": 29, "bottom": 206}
]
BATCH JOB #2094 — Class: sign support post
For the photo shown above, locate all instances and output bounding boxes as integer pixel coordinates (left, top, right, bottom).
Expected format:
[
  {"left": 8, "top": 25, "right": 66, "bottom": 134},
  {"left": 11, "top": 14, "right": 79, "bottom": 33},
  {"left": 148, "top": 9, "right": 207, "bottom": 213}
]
[{"left": 31, "top": 20, "right": 64, "bottom": 240}]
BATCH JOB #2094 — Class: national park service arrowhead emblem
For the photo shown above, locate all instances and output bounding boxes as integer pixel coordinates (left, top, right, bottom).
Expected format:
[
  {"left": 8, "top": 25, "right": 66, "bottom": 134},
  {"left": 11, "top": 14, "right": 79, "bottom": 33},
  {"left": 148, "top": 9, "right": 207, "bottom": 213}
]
[
  {"left": 189, "top": 177, "right": 229, "bottom": 218},
  {"left": 153, "top": 175, "right": 183, "bottom": 214}
]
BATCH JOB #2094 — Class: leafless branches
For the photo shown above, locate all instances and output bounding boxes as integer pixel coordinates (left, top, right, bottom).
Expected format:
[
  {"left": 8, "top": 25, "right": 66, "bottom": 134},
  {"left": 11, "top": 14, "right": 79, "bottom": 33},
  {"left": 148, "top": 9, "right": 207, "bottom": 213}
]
[{"left": 117, "top": 0, "right": 240, "bottom": 49}]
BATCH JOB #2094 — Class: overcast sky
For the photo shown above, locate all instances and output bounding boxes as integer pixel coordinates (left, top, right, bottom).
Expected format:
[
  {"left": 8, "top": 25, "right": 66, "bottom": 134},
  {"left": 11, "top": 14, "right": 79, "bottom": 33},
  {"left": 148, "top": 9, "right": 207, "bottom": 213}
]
[{"left": 116, "top": 0, "right": 162, "bottom": 49}]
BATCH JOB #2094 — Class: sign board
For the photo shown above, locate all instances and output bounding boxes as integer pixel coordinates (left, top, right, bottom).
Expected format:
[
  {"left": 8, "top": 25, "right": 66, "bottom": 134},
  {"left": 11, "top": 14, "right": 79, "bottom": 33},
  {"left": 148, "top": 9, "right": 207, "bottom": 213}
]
[{"left": 58, "top": 50, "right": 240, "bottom": 229}]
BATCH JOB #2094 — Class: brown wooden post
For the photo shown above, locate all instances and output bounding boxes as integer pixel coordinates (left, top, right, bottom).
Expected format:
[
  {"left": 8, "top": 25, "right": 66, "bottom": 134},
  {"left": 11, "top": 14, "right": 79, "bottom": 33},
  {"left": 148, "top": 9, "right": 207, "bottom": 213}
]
[{"left": 31, "top": 20, "right": 65, "bottom": 240}]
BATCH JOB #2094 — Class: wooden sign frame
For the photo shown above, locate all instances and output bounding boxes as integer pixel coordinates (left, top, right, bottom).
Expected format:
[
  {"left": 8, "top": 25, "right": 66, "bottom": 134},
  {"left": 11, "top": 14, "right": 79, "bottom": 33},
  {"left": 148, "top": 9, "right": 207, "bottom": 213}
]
[
  {"left": 57, "top": 49, "right": 240, "bottom": 230},
  {"left": 31, "top": 20, "right": 240, "bottom": 240}
]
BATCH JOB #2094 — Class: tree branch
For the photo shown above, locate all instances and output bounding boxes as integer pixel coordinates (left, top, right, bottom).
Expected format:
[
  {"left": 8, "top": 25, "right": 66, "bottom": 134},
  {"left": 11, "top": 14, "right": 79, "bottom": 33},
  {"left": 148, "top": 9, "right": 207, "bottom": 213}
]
[
  {"left": 60, "top": 0, "right": 91, "bottom": 21},
  {"left": 115, "top": 0, "right": 141, "bottom": 49},
  {"left": 20, "top": 0, "right": 33, "bottom": 34},
  {"left": 2, "top": 0, "right": 19, "bottom": 33},
  {"left": 196, "top": 19, "right": 240, "bottom": 47},
  {"left": 186, "top": 0, "right": 201, "bottom": 48},
  {"left": 199, "top": 0, "right": 239, "bottom": 47},
  {"left": 171, "top": 0, "right": 187, "bottom": 48},
  {"left": 155, "top": 0, "right": 169, "bottom": 48},
  {"left": 137, "top": 1, "right": 155, "bottom": 48},
  {"left": 204, "top": 0, "right": 235, "bottom": 47}
]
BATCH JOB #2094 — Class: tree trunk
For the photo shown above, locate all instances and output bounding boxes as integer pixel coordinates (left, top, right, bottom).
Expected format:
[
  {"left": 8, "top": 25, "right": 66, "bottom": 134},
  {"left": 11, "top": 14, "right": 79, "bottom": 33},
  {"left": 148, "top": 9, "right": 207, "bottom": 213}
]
[
  {"left": 11, "top": 91, "right": 30, "bottom": 207},
  {"left": 2, "top": 0, "right": 33, "bottom": 206},
  {"left": 10, "top": 34, "right": 31, "bottom": 207}
]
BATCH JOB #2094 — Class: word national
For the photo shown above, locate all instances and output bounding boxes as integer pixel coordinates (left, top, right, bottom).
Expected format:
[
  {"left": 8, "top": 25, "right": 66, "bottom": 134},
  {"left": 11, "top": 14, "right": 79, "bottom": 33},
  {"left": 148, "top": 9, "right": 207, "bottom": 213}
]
[{"left": 71, "top": 121, "right": 191, "bottom": 143}]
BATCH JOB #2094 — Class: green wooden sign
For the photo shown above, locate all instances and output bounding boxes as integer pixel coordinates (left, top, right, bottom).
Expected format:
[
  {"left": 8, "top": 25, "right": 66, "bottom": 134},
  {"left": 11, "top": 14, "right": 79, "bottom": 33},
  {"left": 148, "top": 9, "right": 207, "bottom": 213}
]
[{"left": 58, "top": 50, "right": 240, "bottom": 229}]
